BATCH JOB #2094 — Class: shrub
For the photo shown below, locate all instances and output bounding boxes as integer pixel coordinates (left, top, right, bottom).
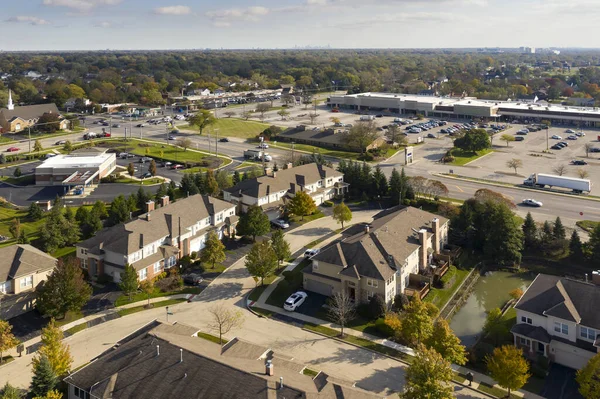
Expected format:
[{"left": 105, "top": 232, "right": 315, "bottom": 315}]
[
  {"left": 155, "top": 275, "right": 183, "bottom": 292},
  {"left": 190, "top": 251, "right": 198, "bottom": 260},
  {"left": 155, "top": 271, "right": 167, "bottom": 280},
  {"left": 358, "top": 152, "right": 374, "bottom": 162},
  {"left": 97, "top": 274, "right": 113, "bottom": 284},
  {"left": 368, "top": 294, "right": 386, "bottom": 319},
  {"left": 356, "top": 303, "right": 371, "bottom": 320},
  {"left": 393, "top": 293, "right": 410, "bottom": 312},
  {"left": 179, "top": 255, "right": 192, "bottom": 269},
  {"left": 322, "top": 200, "right": 333, "bottom": 207},
  {"left": 375, "top": 317, "right": 395, "bottom": 337}
]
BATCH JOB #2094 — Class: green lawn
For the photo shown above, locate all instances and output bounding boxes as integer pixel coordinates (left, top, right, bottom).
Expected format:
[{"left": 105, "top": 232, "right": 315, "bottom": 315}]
[
  {"left": 197, "top": 332, "right": 228, "bottom": 345},
  {"left": 271, "top": 142, "right": 361, "bottom": 160},
  {"left": 51, "top": 246, "right": 76, "bottom": 259},
  {"left": 0, "top": 136, "right": 16, "bottom": 144},
  {"left": 477, "top": 382, "right": 520, "bottom": 399},
  {"left": 0, "top": 204, "right": 45, "bottom": 242},
  {"left": 65, "top": 323, "right": 88, "bottom": 336},
  {"left": 115, "top": 286, "right": 201, "bottom": 307},
  {"left": 117, "top": 298, "right": 186, "bottom": 317},
  {"left": 129, "top": 143, "right": 221, "bottom": 165},
  {"left": 55, "top": 310, "right": 84, "bottom": 327},
  {"left": 576, "top": 220, "right": 598, "bottom": 233},
  {"left": 424, "top": 266, "right": 471, "bottom": 309},
  {"left": 114, "top": 176, "right": 165, "bottom": 186},
  {"left": 450, "top": 148, "right": 493, "bottom": 166},
  {"left": 182, "top": 118, "right": 270, "bottom": 139},
  {"left": 289, "top": 210, "right": 325, "bottom": 225},
  {"left": 0, "top": 174, "right": 36, "bottom": 186}
]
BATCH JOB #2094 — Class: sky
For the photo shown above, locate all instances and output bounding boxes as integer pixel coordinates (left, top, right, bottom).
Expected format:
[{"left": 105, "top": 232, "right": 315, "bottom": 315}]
[{"left": 1, "top": 0, "right": 599, "bottom": 51}]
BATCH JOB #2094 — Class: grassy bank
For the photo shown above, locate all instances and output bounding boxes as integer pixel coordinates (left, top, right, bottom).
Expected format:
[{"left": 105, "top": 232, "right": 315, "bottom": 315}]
[
  {"left": 182, "top": 118, "right": 270, "bottom": 139},
  {"left": 117, "top": 298, "right": 186, "bottom": 317},
  {"left": 115, "top": 286, "right": 201, "bottom": 307},
  {"left": 450, "top": 148, "right": 493, "bottom": 166},
  {"left": 271, "top": 142, "right": 361, "bottom": 160},
  {"left": 424, "top": 266, "right": 471, "bottom": 309}
]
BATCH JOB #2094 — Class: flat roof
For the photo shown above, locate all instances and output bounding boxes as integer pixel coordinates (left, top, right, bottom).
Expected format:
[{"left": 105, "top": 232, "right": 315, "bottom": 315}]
[{"left": 36, "top": 153, "right": 115, "bottom": 170}]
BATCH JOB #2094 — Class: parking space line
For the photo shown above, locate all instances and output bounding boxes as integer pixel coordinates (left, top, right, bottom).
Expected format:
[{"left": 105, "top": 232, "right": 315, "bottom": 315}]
[{"left": 455, "top": 185, "right": 464, "bottom": 193}]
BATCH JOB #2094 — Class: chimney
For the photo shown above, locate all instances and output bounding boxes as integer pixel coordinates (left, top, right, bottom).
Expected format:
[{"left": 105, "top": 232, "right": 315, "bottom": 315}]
[
  {"left": 146, "top": 200, "right": 155, "bottom": 213},
  {"left": 364, "top": 224, "right": 370, "bottom": 234},
  {"left": 264, "top": 167, "right": 273, "bottom": 176},
  {"left": 180, "top": 349, "right": 183, "bottom": 363},
  {"left": 431, "top": 218, "right": 441, "bottom": 254},
  {"left": 592, "top": 271, "right": 600, "bottom": 285},
  {"left": 418, "top": 229, "right": 428, "bottom": 270},
  {"left": 266, "top": 359, "right": 274, "bottom": 376},
  {"left": 161, "top": 195, "right": 170, "bottom": 208},
  {"left": 279, "top": 377, "right": 284, "bottom": 389},
  {"left": 156, "top": 345, "right": 160, "bottom": 357},
  {"left": 286, "top": 162, "right": 293, "bottom": 169}
]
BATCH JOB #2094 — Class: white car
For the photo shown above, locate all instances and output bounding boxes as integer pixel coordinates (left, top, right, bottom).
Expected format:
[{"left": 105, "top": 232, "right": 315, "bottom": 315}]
[
  {"left": 576, "top": 132, "right": 586, "bottom": 137},
  {"left": 522, "top": 199, "right": 543, "bottom": 207},
  {"left": 551, "top": 135, "right": 562, "bottom": 140},
  {"left": 257, "top": 143, "right": 269, "bottom": 149},
  {"left": 271, "top": 219, "right": 290, "bottom": 229},
  {"left": 304, "top": 248, "right": 320, "bottom": 258},
  {"left": 283, "top": 291, "right": 308, "bottom": 311},
  {"left": 566, "top": 129, "right": 576, "bottom": 133}
]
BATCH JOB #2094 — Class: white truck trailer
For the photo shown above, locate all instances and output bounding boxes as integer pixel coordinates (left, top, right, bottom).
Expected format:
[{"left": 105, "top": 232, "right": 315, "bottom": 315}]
[
  {"left": 523, "top": 173, "right": 591, "bottom": 193},
  {"left": 244, "top": 149, "right": 272, "bottom": 162}
]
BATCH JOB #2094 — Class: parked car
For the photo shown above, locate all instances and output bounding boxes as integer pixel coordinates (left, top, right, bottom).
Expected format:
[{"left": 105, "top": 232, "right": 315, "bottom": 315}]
[
  {"left": 551, "top": 135, "right": 562, "bottom": 140},
  {"left": 183, "top": 273, "right": 203, "bottom": 285},
  {"left": 571, "top": 160, "right": 588, "bottom": 165},
  {"left": 142, "top": 172, "right": 153, "bottom": 178},
  {"left": 112, "top": 124, "right": 120, "bottom": 128},
  {"left": 271, "top": 219, "right": 290, "bottom": 229},
  {"left": 590, "top": 147, "right": 600, "bottom": 153},
  {"left": 167, "top": 135, "right": 176, "bottom": 140},
  {"left": 163, "top": 161, "right": 173, "bottom": 167},
  {"left": 6, "top": 147, "right": 19, "bottom": 152},
  {"left": 219, "top": 138, "right": 230, "bottom": 142},
  {"left": 522, "top": 199, "right": 543, "bottom": 207},
  {"left": 55, "top": 140, "right": 67, "bottom": 145},
  {"left": 283, "top": 291, "right": 308, "bottom": 312},
  {"left": 566, "top": 129, "right": 576, "bottom": 133},
  {"left": 171, "top": 164, "right": 184, "bottom": 170},
  {"left": 514, "top": 136, "right": 525, "bottom": 141},
  {"left": 136, "top": 123, "right": 146, "bottom": 127},
  {"left": 139, "top": 157, "right": 153, "bottom": 163},
  {"left": 427, "top": 133, "right": 436, "bottom": 138},
  {"left": 257, "top": 143, "right": 269, "bottom": 149},
  {"left": 551, "top": 144, "right": 562, "bottom": 150},
  {"left": 304, "top": 248, "right": 320, "bottom": 258},
  {"left": 576, "top": 132, "right": 586, "bottom": 137},
  {"left": 567, "top": 135, "right": 578, "bottom": 140}
]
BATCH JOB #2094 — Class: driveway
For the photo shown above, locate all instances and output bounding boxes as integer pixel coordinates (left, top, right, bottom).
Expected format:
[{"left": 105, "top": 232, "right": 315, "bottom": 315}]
[{"left": 540, "top": 364, "right": 584, "bottom": 399}]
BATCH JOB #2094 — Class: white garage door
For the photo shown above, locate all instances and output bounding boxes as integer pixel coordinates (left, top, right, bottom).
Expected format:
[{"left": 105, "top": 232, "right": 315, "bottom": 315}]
[
  {"left": 552, "top": 346, "right": 593, "bottom": 370},
  {"left": 189, "top": 235, "right": 206, "bottom": 253},
  {"left": 305, "top": 278, "right": 333, "bottom": 296}
]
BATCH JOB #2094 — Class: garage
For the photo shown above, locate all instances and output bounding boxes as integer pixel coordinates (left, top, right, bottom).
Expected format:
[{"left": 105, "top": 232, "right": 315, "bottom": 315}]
[
  {"left": 303, "top": 277, "right": 334, "bottom": 296},
  {"left": 551, "top": 341, "right": 595, "bottom": 370},
  {"left": 189, "top": 234, "right": 207, "bottom": 253}
]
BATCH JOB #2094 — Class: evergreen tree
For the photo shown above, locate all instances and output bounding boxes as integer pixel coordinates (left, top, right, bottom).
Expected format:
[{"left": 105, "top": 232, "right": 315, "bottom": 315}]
[
  {"left": 245, "top": 241, "right": 278, "bottom": 286},
  {"left": 232, "top": 170, "right": 241, "bottom": 185},
  {"left": 167, "top": 181, "right": 177, "bottom": 201},
  {"left": 30, "top": 355, "right": 57, "bottom": 398},
  {"left": 91, "top": 201, "right": 108, "bottom": 219},
  {"left": 215, "top": 170, "right": 232, "bottom": 190},
  {"left": 155, "top": 182, "right": 167, "bottom": 202},
  {"left": 569, "top": 230, "right": 584, "bottom": 261},
  {"left": 542, "top": 221, "right": 553, "bottom": 242},
  {"left": 0, "top": 382, "right": 22, "bottom": 399},
  {"left": 205, "top": 169, "right": 220, "bottom": 196},
  {"left": 194, "top": 172, "right": 206, "bottom": 194},
  {"left": 62, "top": 207, "right": 80, "bottom": 246},
  {"left": 553, "top": 216, "right": 566, "bottom": 240},
  {"left": 108, "top": 195, "right": 129, "bottom": 226},
  {"left": 136, "top": 187, "right": 150, "bottom": 211},
  {"left": 236, "top": 205, "right": 270, "bottom": 241},
  {"left": 588, "top": 223, "right": 600, "bottom": 266},
  {"left": 27, "top": 202, "right": 43, "bottom": 221},
  {"left": 119, "top": 264, "right": 139, "bottom": 301},
  {"left": 371, "top": 165, "right": 388, "bottom": 199},
  {"left": 17, "top": 230, "right": 29, "bottom": 244},
  {"left": 388, "top": 168, "right": 403, "bottom": 205},
  {"left": 127, "top": 193, "right": 137, "bottom": 212},
  {"left": 271, "top": 229, "right": 291, "bottom": 265},
  {"left": 8, "top": 218, "right": 20, "bottom": 239},
  {"left": 199, "top": 231, "right": 226, "bottom": 268},
  {"left": 522, "top": 212, "right": 538, "bottom": 251},
  {"left": 180, "top": 173, "right": 199, "bottom": 196},
  {"left": 287, "top": 191, "right": 316, "bottom": 221}
]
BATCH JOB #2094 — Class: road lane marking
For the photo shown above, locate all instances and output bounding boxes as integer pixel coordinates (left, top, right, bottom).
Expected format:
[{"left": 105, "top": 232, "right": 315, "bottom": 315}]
[{"left": 455, "top": 185, "right": 464, "bottom": 192}]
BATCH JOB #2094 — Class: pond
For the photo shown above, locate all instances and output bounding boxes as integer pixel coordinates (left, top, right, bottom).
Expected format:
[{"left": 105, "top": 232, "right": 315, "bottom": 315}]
[{"left": 449, "top": 270, "right": 534, "bottom": 348}]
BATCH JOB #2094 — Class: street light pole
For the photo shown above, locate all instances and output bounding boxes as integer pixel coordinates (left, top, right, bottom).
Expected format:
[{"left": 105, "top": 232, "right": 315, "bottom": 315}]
[{"left": 215, "top": 128, "right": 219, "bottom": 156}]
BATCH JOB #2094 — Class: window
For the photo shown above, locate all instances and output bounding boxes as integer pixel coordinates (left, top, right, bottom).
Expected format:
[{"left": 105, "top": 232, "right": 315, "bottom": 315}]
[
  {"left": 216, "top": 213, "right": 223, "bottom": 222},
  {"left": 130, "top": 251, "right": 141, "bottom": 263},
  {"left": 0, "top": 281, "right": 9, "bottom": 294},
  {"left": 165, "top": 256, "right": 177, "bottom": 268},
  {"left": 367, "top": 279, "right": 378, "bottom": 288},
  {"left": 367, "top": 291, "right": 374, "bottom": 300},
  {"left": 153, "top": 262, "right": 162, "bottom": 274},
  {"left": 404, "top": 275, "right": 410, "bottom": 288},
  {"left": 521, "top": 316, "right": 532, "bottom": 325},
  {"left": 81, "top": 258, "right": 88, "bottom": 270},
  {"left": 519, "top": 337, "right": 530, "bottom": 346},
  {"left": 74, "top": 387, "right": 89, "bottom": 399},
  {"left": 554, "top": 322, "right": 569, "bottom": 335},
  {"left": 581, "top": 327, "right": 597, "bottom": 340},
  {"left": 138, "top": 268, "right": 147, "bottom": 280},
  {"left": 20, "top": 275, "right": 33, "bottom": 288}
]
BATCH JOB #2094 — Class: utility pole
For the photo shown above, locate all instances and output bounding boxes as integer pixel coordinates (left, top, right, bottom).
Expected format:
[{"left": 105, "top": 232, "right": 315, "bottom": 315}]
[
  {"left": 28, "top": 127, "right": 31, "bottom": 153},
  {"left": 215, "top": 128, "right": 220, "bottom": 156},
  {"left": 291, "top": 141, "right": 295, "bottom": 164},
  {"left": 546, "top": 125, "right": 549, "bottom": 150}
]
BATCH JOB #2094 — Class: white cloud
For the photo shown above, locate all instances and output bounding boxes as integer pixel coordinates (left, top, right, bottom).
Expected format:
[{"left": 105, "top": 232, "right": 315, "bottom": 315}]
[
  {"left": 206, "top": 6, "right": 270, "bottom": 26},
  {"left": 42, "top": 0, "right": 122, "bottom": 12},
  {"left": 153, "top": 5, "right": 192, "bottom": 15},
  {"left": 6, "top": 16, "right": 51, "bottom": 25},
  {"left": 94, "top": 21, "right": 112, "bottom": 28}
]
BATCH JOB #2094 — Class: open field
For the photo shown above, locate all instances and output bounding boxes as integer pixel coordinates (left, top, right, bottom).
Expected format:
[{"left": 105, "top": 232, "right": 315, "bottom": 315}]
[{"left": 182, "top": 118, "right": 270, "bottom": 139}]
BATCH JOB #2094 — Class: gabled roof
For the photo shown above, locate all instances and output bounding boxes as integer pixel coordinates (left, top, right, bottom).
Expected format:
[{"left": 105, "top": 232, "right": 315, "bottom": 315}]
[
  {"left": 223, "top": 163, "right": 343, "bottom": 199},
  {"left": 0, "top": 103, "right": 59, "bottom": 122},
  {"left": 0, "top": 244, "right": 57, "bottom": 283},
  {"left": 312, "top": 206, "right": 448, "bottom": 281},
  {"left": 78, "top": 195, "right": 233, "bottom": 257},
  {"left": 515, "top": 274, "right": 600, "bottom": 329}
]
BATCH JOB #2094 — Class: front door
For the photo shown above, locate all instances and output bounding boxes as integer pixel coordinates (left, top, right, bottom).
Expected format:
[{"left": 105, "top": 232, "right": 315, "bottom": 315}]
[
  {"left": 348, "top": 287, "right": 356, "bottom": 302},
  {"left": 537, "top": 342, "right": 545, "bottom": 354}
]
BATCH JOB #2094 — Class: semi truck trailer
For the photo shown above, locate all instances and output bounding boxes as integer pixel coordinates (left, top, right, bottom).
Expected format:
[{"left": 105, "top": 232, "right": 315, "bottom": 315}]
[{"left": 523, "top": 173, "right": 591, "bottom": 193}]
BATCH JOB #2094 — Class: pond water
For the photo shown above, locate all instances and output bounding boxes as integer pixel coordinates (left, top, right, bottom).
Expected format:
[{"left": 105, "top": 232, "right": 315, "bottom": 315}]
[{"left": 449, "top": 270, "right": 534, "bottom": 348}]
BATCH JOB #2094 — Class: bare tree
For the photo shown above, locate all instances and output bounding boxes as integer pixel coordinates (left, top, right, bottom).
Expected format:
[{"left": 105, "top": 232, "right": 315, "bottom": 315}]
[
  {"left": 208, "top": 304, "right": 244, "bottom": 345},
  {"left": 224, "top": 111, "right": 236, "bottom": 118},
  {"left": 408, "top": 176, "right": 428, "bottom": 198},
  {"left": 327, "top": 291, "right": 355, "bottom": 338},
  {"left": 308, "top": 113, "right": 319, "bottom": 125},
  {"left": 340, "top": 120, "right": 378, "bottom": 153},
  {"left": 578, "top": 168, "right": 590, "bottom": 179},
  {"left": 277, "top": 109, "right": 290, "bottom": 120},
  {"left": 176, "top": 138, "right": 193, "bottom": 151},
  {"left": 552, "top": 164, "right": 567, "bottom": 176},
  {"left": 506, "top": 158, "right": 523, "bottom": 174},
  {"left": 385, "top": 125, "right": 407, "bottom": 146},
  {"left": 584, "top": 143, "right": 594, "bottom": 158},
  {"left": 241, "top": 110, "right": 252, "bottom": 120},
  {"left": 282, "top": 94, "right": 295, "bottom": 107},
  {"left": 427, "top": 180, "right": 449, "bottom": 199},
  {"left": 255, "top": 103, "right": 271, "bottom": 121}
]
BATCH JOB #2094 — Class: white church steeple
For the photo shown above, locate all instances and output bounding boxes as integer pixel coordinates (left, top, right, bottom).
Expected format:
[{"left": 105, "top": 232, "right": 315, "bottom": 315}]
[{"left": 7, "top": 89, "right": 14, "bottom": 110}]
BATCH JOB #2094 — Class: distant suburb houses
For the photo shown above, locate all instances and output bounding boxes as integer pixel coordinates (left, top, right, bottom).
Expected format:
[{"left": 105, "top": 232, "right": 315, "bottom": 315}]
[
  {"left": 223, "top": 163, "right": 348, "bottom": 220},
  {"left": 0, "top": 244, "right": 57, "bottom": 319},
  {"left": 304, "top": 206, "right": 449, "bottom": 305},
  {"left": 76, "top": 195, "right": 236, "bottom": 283}
]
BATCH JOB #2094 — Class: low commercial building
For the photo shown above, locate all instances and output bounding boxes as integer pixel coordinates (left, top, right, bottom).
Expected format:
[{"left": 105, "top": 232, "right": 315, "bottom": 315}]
[
  {"left": 34, "top": 147, "right": 117, "bottom": 187},
  {"left": 76, "top": 195, "right": 236, "bottom": 282},
  {"left": 64, "top": 321, "right": 380, "bottom": 399},
  {"left": 511, "top": 273, "right": 600, "bottom": 370},
  {"left": 303, "top": 206, "right": 449, "bottom": 305},
  {"left": 329, "top": 92, "right": 600, "bottom": 127},
  {"left": 277, "top": 125, "right": 387, "bottom": 152},
  {"left": 0, "top": 244, "right": 57, "bottom": 319},
  {"left": 222, "top": 163, "right": 348, "bottom": 220}
]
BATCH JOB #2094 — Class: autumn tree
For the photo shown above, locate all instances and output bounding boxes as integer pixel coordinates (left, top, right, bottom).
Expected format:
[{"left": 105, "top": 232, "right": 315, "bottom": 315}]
[
  {"left": 34, "top": 140, "right": 43, "bottom": 152},
  {"left": 199, "top": 231, "right": 226, "bottom": 269},
  {"left": 0, "top": 320, "right": 19, "bottom": 364},
  {"left": 332, "top": 202, "right": 352, "bottom": 229},
  {"left": 255, "top": 103, "right": 271, "bottom": 121},
  {"left": 483, "top": 308, "right": 508, "bottom": 346},
  {"left": 287, "top": 191, "right": 316, "bottom": 221},
  {"left": 140, "top": 278, "right": 154, "bottom": 307},
  {"left": 33, "top": 319, "right": 72, "bottom": 377},
  {"left": 501, "top": 133, "right": 515, "bottom": 146},
  {"left": 401, "top": 296, "right": 438, "bottom": 346},
  {"left": 208, "top": 304, "right": 244, "bottom": 345},
  {"left": 327, "top": 291, "right": 355, "bottom": 338},
  {"left": 577, "top": 353, "right": 600, "bottom": 399},
  {"left": 402, "top": 345, "right": 454, "bottom": 399},
  {"left": 270, "top": 229, "right": 291, "bottom": 266},
  {"left": 245, "top": 241, "right": 278, "bottom": 286},
  {"left": 8, "top": 218, "right": 20, "bottom": 239},
  {"left": 506, "top": 158, "right": 523, "bottom": 174},
  {"left": 36, "top": 259, "right": 92, "bottom": 319},
  {"left": 189, "top": 109, "right": 216, "bottom": 135},
  {"left": 149, "top": 159, "right": 157, "bottom": 176},
  {"left": 176, "top": 138, "right": 192, "bottom": 151},
  {"left": 127, "top": 162, "right": 135, "bottom": 180},
  {"left": 424, "top": 319, "right": 467, "bottom": 365},
  {"left": 509, "top": 288, "right": 523, "bottom": 301},
  {"left": 487, "top": 345, "right": 530, "bottom": 397}
]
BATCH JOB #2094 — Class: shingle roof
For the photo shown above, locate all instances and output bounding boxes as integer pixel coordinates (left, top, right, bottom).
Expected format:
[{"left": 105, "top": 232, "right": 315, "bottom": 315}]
[
  {"left": 510, "top": 324, "right": 551, "bottom": 343},
  {"left": 312, "top": 206, "right": 447, "bottom": 281},
  {"left": 65, "top": 322, "right": 380, "bottom": 399},
  {"left": 515, "top": 274, "right": 600, "bottom": 329},
  {"left": 223, "top": 163, "right": 342, "bottom": 199},
  {"left": 78, "top": 195, "right": 233, "bottom": 257},
  {"left": 0, "top": 103, "right": 59, "bottom": 122},
  {"left": 0, "top": 244, "right": 57, "bottom": 283}
]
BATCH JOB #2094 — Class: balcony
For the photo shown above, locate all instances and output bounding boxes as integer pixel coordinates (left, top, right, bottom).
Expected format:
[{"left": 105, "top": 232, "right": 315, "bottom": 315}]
[{"left": 404, "top": 273, "right": 431, "bottom": 300}]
